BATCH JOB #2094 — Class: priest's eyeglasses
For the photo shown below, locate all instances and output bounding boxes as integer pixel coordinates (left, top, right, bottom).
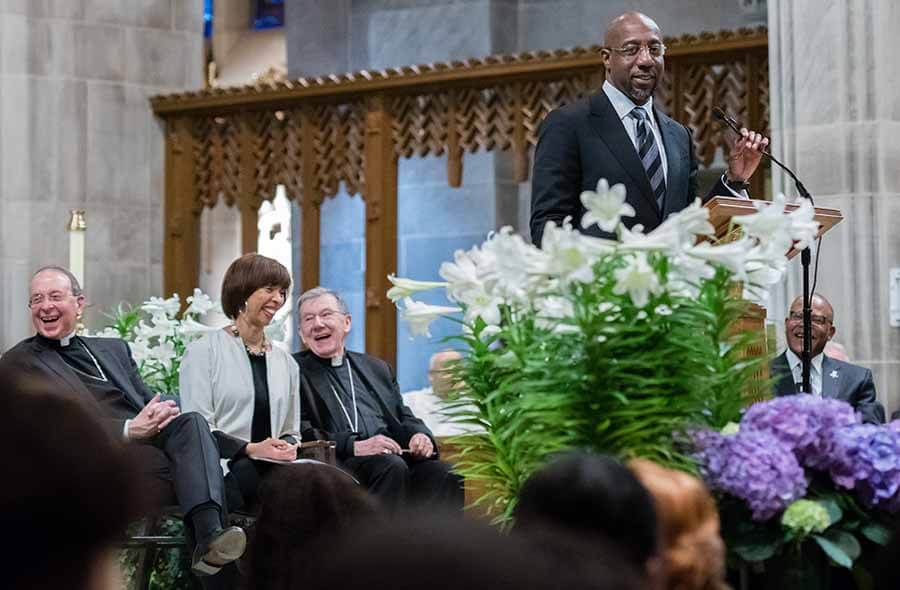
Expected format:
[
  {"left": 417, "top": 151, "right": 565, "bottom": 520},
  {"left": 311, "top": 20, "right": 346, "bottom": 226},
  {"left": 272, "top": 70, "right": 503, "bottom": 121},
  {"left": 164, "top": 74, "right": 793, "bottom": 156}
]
[
  {"left": 28, "top": 291, "right": 72, "bottom": 308},
  {"left": 301, "top": 309, "right": 346, "bottom": 324},
  {"left": 787, "top": 312, "right": 832, "bottom": 326},
  {"left": 608, "top": 43, "right": 666, "bottom": 59}
]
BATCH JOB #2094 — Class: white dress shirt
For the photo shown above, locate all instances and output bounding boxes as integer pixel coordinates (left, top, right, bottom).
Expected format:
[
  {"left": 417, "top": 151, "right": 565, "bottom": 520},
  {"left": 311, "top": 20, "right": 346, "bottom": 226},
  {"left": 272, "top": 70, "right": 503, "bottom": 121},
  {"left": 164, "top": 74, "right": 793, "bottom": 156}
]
[
  {"left": 603, "top": 80, "right": 669, "bottom": 184},
  {"left": 785, "top": 348, "right": 824, "bottom": 395},
  {"left": 402, "top": 387, "right": 482, "bottom": 437},
  {"left": 602, "top": 80, "right": 747, "bottom": 199}
]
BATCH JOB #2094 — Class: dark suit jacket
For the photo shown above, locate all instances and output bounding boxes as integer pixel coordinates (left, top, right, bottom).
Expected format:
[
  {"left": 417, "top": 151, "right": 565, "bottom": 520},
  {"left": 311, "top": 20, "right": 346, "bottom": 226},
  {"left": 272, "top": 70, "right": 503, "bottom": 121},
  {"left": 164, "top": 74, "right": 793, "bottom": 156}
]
[
  {"left": 530, "top": 90, "right": 730, "bottom": 245},
  {"left": 770, "top": 351, "right": 885, "bottom": 424},
  {"left": 293, "top": 350, "right": 435, "bottom": 460},
  {"left": 1, "top": 336, "right": 157, "bottom": 436}
]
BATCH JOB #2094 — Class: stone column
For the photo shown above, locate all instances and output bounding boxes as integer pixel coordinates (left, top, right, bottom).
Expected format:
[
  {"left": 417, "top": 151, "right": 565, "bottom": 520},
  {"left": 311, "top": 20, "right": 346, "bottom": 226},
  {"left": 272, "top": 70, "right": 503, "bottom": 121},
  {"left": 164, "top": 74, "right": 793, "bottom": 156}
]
[
  {"left": 768, "top": 0, "right": 900, "bottom": 414},
  {"left": 0, "top": 1, "right": 204, "bottom": 352}
]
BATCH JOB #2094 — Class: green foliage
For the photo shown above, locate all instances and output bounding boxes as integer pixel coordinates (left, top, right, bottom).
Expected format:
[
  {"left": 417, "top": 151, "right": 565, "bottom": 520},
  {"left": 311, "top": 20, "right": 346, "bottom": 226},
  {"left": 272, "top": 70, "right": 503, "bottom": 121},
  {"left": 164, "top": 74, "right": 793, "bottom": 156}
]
[
  {"left": 120, "top": 518, "right": 192, "bottom": 590},
  {"left": 445, "top": 255, "right": 761, "bottom": 524},
  {"left": 104, "top": 302, "right": 142, "bottom": 341}
]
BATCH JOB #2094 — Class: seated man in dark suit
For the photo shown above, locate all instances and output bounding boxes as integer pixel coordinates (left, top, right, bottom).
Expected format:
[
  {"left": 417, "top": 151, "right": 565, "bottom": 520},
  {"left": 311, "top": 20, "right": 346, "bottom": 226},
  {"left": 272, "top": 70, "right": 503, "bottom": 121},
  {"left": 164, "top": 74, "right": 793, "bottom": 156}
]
[
  {"left": 770, "top": 293, "right": 884, "bottom": 424},
  {"left": 293, "top": 287, "right": 463, "bottom": 512},
  {"left": 0, "top": 266, "right": 246, "bottom": 578}
]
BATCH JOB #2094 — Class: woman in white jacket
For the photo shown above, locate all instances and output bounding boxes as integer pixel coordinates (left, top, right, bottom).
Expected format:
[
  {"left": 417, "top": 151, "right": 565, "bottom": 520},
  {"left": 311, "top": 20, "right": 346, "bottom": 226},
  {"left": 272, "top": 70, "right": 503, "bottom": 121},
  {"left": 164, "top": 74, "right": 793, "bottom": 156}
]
[{"left": 180, "top": 253, "right": 301, "bottom": 511}]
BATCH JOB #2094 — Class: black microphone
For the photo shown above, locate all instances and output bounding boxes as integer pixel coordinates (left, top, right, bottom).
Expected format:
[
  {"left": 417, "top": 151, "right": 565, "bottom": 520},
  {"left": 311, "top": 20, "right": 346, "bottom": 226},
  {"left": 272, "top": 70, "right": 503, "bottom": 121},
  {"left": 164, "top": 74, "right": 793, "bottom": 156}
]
[
  {"left": 714, "top": 107, "right": 819, "bottom": 395},
  {"left": 712, "top": 107, "right": 812, "bottom": 204}
]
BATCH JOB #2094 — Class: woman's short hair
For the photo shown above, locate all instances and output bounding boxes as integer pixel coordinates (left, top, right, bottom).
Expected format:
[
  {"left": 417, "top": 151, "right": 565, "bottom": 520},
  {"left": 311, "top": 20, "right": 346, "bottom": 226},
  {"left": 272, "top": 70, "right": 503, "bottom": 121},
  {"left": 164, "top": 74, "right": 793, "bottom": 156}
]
[
  {"left": 220, "top": 253, "right": 291, "bottom": 319},
  {"left": 1, "top": 368, "right": 143, "bottom": 590},
  {"left": 628, "top": 459, "right": 728, "bottom": 590},
  {"left": 513, "top": 452, "right": 659, "bottom": 570}
]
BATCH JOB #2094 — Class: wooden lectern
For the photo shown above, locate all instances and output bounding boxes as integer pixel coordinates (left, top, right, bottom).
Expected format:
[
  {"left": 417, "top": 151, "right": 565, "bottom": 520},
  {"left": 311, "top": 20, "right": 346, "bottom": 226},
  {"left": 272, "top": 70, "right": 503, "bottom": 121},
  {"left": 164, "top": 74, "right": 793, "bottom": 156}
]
[{"left": 703, "top": 196, "right": 843, "bottom": 403}]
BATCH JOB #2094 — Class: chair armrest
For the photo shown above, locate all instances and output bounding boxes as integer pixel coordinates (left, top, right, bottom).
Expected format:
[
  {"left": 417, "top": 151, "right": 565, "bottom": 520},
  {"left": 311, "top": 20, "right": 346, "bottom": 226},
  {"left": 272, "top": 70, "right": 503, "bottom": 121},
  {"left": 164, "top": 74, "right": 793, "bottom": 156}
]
[{"left": 299, "top": 440, "right": 337, "bottom": 465}]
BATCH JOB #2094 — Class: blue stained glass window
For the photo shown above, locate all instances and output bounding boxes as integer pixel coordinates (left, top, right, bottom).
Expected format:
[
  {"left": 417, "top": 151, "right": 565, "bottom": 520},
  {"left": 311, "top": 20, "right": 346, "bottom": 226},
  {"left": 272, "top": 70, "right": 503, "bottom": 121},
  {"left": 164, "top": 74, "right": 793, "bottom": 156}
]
[
  {"left": 203, "top": 0, "right": 213, "bottom": 38},
  {"left": 253, "top": 0, "right": 284, "bottom": 30}
]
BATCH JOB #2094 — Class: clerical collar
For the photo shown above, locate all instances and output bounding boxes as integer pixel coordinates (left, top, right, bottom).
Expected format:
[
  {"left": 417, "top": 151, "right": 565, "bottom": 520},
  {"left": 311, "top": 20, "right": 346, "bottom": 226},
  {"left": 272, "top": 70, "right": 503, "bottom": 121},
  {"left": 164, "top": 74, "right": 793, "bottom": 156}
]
[
  {"left": 36, "top": 331, "right": 79, "bottom": 349},
  {"left": 309, "top": 350, "right": 347, "bottom": 368}
]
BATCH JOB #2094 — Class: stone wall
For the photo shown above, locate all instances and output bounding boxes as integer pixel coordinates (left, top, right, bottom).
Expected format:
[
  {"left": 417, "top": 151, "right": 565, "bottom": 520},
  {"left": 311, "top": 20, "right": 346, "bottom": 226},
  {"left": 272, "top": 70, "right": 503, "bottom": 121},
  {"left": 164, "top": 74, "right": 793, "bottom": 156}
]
[
  {"left": 768, "top": 0, "right": 900, "bottom": 414},
  {"left": 0, "top": 0, "right": 205, "bottom": 352}
]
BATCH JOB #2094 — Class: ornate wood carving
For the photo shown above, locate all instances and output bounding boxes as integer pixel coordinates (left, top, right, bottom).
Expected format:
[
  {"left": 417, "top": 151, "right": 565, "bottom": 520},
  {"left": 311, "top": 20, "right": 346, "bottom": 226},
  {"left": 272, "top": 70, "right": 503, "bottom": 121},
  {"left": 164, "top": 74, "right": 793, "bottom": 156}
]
[{"left": 153, "top": 27, "right": 769, "bottom": 363}]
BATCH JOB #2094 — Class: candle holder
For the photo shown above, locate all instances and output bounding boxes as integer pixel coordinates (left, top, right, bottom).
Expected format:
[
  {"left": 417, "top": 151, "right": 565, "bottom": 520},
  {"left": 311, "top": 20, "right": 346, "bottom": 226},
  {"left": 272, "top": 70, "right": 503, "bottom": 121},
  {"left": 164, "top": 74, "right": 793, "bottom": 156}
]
[
  {"left": 67, "top": 209, "right": 86, "bottom": 232},
  {"left": 68, "top": 209, "right": 86, "bottom": 333}
]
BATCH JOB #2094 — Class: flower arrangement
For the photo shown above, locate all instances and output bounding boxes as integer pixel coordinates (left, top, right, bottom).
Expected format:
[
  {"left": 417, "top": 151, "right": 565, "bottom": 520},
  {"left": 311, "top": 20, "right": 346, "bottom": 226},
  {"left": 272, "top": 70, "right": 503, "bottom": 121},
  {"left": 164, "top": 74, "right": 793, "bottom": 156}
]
[
  {"left": 387, "top": 179, "right": 819, "bottom": 523},
  {"left": 93, "top": 289, "right": 292, "bottom": 395},
  {"left": 92, "top": 289, "right": 221, "bottom": 394},
  {"left": 692, "top": 395, "right": 898, "bottom": 575}
]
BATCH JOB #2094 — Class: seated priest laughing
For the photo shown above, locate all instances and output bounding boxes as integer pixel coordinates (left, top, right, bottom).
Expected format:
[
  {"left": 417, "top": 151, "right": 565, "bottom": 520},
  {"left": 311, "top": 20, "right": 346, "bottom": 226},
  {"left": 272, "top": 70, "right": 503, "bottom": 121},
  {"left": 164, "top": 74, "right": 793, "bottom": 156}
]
[
  {"left": 293, "top": 287, "right": 463, "bottom": 512},
  {"left": 0, "top": 266, "right": 245, "bottom": 578}
]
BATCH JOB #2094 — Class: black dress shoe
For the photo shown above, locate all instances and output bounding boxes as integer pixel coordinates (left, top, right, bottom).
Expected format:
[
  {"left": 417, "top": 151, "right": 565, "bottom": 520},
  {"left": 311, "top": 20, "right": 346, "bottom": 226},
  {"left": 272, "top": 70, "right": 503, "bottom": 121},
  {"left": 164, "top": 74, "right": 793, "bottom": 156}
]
[{"left": 191, "top": 526, "right": 247, "bottom": 576}]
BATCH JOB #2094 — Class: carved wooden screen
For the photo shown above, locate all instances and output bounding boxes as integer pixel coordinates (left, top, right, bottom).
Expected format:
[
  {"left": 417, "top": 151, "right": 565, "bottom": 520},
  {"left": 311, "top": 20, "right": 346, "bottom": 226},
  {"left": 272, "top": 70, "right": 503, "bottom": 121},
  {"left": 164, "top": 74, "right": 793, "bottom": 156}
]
[{"left": 152, "top": 27, "right": 768, "bottom": 367}]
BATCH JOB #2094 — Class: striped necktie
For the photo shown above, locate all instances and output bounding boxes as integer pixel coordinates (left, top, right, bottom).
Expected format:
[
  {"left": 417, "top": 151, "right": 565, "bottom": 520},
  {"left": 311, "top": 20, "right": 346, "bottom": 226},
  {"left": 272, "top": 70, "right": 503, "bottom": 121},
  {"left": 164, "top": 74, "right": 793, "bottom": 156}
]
[{"left": 630, "top": 106, "right": 666, "bottom": 212}]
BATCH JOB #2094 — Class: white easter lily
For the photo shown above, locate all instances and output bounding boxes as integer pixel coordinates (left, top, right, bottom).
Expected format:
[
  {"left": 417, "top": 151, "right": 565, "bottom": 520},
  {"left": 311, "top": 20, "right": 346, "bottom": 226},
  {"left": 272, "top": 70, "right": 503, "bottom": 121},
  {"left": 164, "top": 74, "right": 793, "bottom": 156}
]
[
  {"left": 399, "top": 297, "right": 462, "bottom": 338},
  {"left": 135, "top": 314, "right": 178, "bottom": 341},
  {"left": 787, "top": 197, "right": 820, "bottom": 250},
  {"left": 539, "top": 219, "right": 602, "bottom": 284},
  {"left": 185, "top": 288, "right": 218, "bottom": 316},
  {"left": 142, "top": 294, "right": 181, "bottom": 318},
  {"left": 684, "top": 237, "right": 754, "bottom": 282},
  {"left": 580, "top": 178, "right": 634, "bottom": 232},
  {"left": 732, "top": 193, "right": 791, "bottom": 246},
  {"left": 612, "top": 252, "right": 663, "bottom": 308},
  {"left": 387, "top": 275, "right": 448, "bottom": 303},
  {"left": 179, "top": 315, "right": 220, "bottom": 337},
  {"left": 440, "top": 248, "right": 484, "bottom": 303}
]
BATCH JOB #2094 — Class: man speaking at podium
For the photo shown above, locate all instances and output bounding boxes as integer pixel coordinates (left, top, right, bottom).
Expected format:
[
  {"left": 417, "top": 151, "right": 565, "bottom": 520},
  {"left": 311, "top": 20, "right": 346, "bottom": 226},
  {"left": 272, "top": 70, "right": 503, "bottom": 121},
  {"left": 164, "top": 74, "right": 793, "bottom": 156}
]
[{"left": 530, "top": 11, "right": 770, "bottom": 246}]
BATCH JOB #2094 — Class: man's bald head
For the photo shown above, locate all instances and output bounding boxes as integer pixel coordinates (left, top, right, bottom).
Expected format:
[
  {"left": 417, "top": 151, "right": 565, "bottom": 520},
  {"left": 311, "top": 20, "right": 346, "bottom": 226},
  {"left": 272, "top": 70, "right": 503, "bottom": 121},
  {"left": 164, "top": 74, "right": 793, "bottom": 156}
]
[
  {"left": 600, "top": 12, "right": 665, "bottom": 105},
  {"left": 603, "top": 12, "right": 662, "bottom": 47},
  {"left": 429, "top": 350, "right": 463, "bottom": 400},
  {"left": 785, "top": 293, "right": 836, "bottom": 358}
]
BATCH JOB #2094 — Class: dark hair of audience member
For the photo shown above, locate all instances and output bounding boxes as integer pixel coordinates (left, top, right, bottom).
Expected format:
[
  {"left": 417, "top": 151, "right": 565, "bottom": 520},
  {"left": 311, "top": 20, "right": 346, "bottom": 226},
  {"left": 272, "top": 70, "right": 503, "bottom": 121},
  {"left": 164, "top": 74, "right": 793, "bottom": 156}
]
[
  {"left": 304, "top": 514, "right": 643, "bottom": 590},
  {"left": 0, "top": 368, "right": 144, "bottom": 590},
  {"left": 242, "top": 463, "right": 381, "bottom": 590},
  {"left": 629, "top": 459, "right": 728, "bottom": 590},
  {"left": 220, "top": 253, "right": 292, "bottom": 319},
  {"left": 513, "top": 452, "right": 660, "bottom": 572}
]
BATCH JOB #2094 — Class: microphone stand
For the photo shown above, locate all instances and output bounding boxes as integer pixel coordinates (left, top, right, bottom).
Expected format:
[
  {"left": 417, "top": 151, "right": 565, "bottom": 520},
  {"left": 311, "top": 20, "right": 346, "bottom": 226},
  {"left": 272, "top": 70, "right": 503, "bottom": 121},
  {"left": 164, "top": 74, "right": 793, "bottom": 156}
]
[{"left": 712, "top": 108, "right": 816, "bottom": 392}]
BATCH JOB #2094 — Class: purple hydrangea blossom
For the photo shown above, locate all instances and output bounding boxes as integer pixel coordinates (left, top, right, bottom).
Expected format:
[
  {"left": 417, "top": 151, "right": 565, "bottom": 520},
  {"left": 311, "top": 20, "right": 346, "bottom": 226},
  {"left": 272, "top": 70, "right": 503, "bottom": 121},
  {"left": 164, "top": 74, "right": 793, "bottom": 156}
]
[
  {"left": 741, "top": 395, "right": 859, "bottom": 470},
  {"left": 826, "top": 424, "right": 900, "bottom": 513},
  {"left": 693, "top": 429, "right": 807, "bottom": 521}
]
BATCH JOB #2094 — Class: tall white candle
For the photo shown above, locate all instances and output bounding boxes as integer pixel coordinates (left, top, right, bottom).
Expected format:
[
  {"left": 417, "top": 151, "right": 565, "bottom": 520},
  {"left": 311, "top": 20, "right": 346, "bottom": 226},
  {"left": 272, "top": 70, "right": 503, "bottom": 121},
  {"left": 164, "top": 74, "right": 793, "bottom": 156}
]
[{"left": 68, "top": 210, "right": 86, "bottom": 288}]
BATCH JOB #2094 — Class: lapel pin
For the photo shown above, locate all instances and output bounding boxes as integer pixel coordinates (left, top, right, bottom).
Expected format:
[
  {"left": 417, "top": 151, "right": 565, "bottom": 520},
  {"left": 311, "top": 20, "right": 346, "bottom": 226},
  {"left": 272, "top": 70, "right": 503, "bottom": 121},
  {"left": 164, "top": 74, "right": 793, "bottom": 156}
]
[{"left": 829, "top": 370, "right": 839, "bottom": 379}]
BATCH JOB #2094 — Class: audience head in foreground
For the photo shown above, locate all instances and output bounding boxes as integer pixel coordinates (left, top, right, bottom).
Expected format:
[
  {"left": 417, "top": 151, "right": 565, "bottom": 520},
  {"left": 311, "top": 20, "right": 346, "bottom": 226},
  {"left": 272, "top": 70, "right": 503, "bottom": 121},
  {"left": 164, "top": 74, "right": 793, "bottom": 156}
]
[
  {"left": 629, "top": 458, "right": 728, "bottom": 590},
  {"left": 1, "top": 368, "right": 143, "bottom": 590},
  {"left": 306, "top": 515, "right": 643, "bottom": 590},
  {"left": 244, "top": 463, "right": 380, "bottom": 590},
  {"left": 513, "top": 452, "right": 662, "bottom": 586}
]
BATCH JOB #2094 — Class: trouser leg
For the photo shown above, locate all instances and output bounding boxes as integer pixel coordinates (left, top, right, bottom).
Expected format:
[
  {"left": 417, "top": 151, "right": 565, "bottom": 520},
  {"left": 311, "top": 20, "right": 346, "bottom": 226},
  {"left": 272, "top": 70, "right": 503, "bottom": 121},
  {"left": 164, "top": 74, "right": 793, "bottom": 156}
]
[
  {"left": 409, "top": 459, "right": 464, "bottom": 512},
  {"left": 152, "top": 412, "right": 227, "bottom": 516},
  {"left": 343, "top": 455, "right": 410, "bottom": 511},
  {"left": 225, "top": 457, "right": 272, "bottom": 513}
]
